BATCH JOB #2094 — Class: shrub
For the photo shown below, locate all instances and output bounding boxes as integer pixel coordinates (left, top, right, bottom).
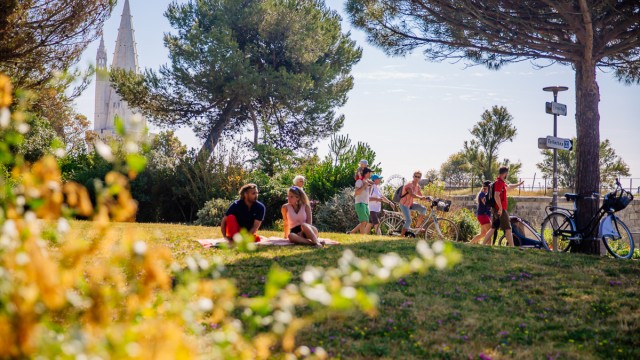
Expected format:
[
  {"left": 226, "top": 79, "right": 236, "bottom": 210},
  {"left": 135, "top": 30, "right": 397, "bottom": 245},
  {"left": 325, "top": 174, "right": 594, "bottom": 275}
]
[
  {"left": 194, "top": 198, "right": 230, "bottom": 226},
  {"left": 452, "top": 207, "right": 480, "bottom": 242},
  {"left": 315, "top": 187, "right": 358, "bottom": 232}
]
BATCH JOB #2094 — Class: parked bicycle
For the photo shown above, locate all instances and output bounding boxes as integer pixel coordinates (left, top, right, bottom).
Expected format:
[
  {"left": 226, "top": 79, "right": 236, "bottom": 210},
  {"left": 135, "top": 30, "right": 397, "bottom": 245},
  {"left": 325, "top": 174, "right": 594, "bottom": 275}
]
[
  {"left": 540, "top": 179, "right": 635, "bottom": 258},
  {"left": 379, "top": 199, "right": 459, "bottom": 241}
]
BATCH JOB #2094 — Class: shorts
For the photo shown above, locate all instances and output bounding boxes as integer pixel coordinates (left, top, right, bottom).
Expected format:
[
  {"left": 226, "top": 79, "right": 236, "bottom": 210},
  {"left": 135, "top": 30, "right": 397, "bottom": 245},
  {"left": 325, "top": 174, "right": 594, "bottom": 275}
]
[
  {"left": 491, "top": 209, "right": 511, "bottom": 231},
  {"left": 355, "top": 203, "right": 370, "bottom": 222},
  {"left": 410, "top": 203, "right": 427, "bottom": 215},
  {"left": 369, "top": 210, "right": 381, "bottom": 225},
  {"left": 477, "top": 214, "right": 491, "bottom": 225},
  {"left": 290, "top": 225, "right": 302, "bottom": 234}
]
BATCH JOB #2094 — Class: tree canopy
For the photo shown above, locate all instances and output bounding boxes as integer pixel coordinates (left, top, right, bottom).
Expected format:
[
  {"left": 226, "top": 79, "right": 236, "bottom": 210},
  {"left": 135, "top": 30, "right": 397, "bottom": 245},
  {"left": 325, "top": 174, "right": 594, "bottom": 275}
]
[
  {"left": 346, "top": 0, "right": 640, "bottom": 253},
  {"left": 0, "top": 0, "right": 114, "bottom": 90},
  {"left": 112, "top": 0, "right": 362, "bottom": 157}
]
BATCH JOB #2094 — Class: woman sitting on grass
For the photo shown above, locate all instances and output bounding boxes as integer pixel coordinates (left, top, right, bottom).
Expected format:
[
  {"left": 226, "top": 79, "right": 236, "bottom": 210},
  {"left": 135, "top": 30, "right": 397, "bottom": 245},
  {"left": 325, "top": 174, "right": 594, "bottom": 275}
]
[{"left": 282, "top": 186, "right": 323, "bottom": 247}]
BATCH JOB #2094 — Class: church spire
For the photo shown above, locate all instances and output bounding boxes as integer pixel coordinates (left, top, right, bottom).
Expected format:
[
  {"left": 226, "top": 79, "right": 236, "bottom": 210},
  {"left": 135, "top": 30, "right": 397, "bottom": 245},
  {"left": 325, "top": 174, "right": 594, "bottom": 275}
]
[
  {"left": 111, "top": 0, "right": 139, "bottom": 71},
  {"left": 96, "top": 35, "right": 107, "bottom": 69}
]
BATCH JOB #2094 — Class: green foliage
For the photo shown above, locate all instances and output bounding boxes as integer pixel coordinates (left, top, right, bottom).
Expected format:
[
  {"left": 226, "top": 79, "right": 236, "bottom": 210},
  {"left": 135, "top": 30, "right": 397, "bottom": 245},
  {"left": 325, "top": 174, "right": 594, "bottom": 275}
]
[
  {"left": 463, "top": 106, "right": 518, "bottom": 181},
  {"left": 421, "top": 180, "right": 445, "bottom": 198},
  {"left": 536, "top": 138, "right": 630, "bottom": 189},
  {"left": 306, "top": 134, "right": 381, "bottom": 202},
  {"left": 507, "top": 196, "right": 517, "bottom": 213},
  {"left": 194, "top": 198, "right": 229, "bottom": 226},
  {"left": 314, "top": 187, "right": 358, "bottom": 232},
  {"left": 451, "top": 207, "right": 479, "bottom": 242},
  {"left": 440, "top": 151, "right": 471, "bottom": 186},
  {"left": 111, "top": 0, "right": 362, "bottom": 156}
]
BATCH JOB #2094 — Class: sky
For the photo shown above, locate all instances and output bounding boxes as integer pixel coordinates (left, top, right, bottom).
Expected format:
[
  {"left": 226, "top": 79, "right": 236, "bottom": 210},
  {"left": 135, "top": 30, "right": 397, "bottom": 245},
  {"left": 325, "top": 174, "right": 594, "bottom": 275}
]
[{"left": 74, "top": 0, "right": 640, "bottom": 188}]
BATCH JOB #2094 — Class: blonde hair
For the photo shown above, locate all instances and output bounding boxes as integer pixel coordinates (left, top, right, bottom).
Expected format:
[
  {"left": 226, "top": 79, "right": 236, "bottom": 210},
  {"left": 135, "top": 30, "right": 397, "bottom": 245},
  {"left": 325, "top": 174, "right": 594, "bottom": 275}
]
[
  {"left": 289, "top": 186, "right": 310, "bottom": 206},
  {"left": 413, "top": 170, "right": 422, "bottom": 178},
  {"left": 293, "top": 175, "right": 306, "bottom": 186}
]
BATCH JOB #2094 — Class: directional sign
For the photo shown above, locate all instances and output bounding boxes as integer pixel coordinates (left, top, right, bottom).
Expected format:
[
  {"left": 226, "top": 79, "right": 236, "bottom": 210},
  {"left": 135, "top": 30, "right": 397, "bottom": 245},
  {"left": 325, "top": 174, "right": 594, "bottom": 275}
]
[
  {"left": 546, "top": 136, "right": 573, "bottom": 151},
  {"left": 538, "top": 137, "right": 550, "bottom": 149},
  {"left": 545, "top": 102, "right": 567, "bottom": 116}
]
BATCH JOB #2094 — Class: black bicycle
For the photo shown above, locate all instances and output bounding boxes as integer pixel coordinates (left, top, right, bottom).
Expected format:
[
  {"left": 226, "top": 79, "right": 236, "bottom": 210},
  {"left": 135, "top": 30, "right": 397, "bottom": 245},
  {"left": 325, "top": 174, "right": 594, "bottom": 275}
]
[{"left": 540, "top": 179, "right": 635, "bottom": 258}]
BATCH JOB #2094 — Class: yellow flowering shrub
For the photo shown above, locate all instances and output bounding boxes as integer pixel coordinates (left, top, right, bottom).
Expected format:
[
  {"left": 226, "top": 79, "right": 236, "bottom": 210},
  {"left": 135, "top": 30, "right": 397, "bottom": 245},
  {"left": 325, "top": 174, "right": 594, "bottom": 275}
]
[{"left": 0, "top": 74, "right": 460, "bottom": 359}]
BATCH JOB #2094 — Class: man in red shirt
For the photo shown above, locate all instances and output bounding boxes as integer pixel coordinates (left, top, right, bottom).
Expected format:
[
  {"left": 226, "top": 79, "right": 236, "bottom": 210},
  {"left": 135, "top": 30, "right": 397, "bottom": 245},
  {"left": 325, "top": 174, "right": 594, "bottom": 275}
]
[{"left": 483, "top": 166, "right": 524, "bottom": 246}]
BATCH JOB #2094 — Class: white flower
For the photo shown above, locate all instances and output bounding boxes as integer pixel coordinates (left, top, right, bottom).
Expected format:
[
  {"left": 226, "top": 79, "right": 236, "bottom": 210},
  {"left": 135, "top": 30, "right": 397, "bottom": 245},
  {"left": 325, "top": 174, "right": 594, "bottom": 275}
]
[
  {"left": 133, "top": 241, "right": 147, "bottom": 255},
  {"left": 315, "top": 347, "right": 328, "bottom": 359},
  {"left": 198, "top": 298, "right": 213, "bottom": 312},
  {"left": 24, "top": 211, "right": 36, "bottom": 223},
  {"left": 2, "top": 219, "right": 17, "bottom": 237},
  {"left": 340, "top": 286, "right": 357, "bottom": 299},
  {"left": 54, "top": 148, "right": 66, "bottom": 157},
  {"left": 94, "top": 140, "right": 114, "bottom": 162},
  {"left": 274, "top": 310, "right": 292, "bottom": 324},
  {"left": 380, "top": 253, "right": 401, "bottom": 269},
  {"left": 435, "top": 255, "right": 448, "bottom": 269},
  {"left": 0, "top": 108, "right": 10, "bottom": 128},
  {"left": 125, "top": 343, "right": 141, "bottom": 357},
  {"left": 17, "top": 123, "right": 30, "bottom": 134},
  {"left": 297, "top": 346, "right": 311, "bottom": 356},
  {"left": 57, "top": 218, "right": 70, "bottom": 234},
  {"left": 432, "top": 240, "right": 444, "bottom": 253},
  {"left": 15, "top": 252, "right": 30, "bottom": 265},
  {"left": 125, "top": 141, "right": 139, "bottom": 154}
]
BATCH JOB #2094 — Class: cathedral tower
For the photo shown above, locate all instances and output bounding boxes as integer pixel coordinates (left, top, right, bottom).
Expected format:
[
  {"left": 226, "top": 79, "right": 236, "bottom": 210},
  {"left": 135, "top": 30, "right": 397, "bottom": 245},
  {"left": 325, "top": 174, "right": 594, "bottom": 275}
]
[{"left": 94, "top": 0, "right": 147, "bottom": 136}]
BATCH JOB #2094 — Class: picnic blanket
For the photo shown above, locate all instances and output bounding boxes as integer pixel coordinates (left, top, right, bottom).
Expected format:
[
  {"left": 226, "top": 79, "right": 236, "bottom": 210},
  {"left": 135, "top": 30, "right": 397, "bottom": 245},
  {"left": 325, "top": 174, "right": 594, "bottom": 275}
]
[{"left": 196, "top": 237, "right": 340, "bottom": 248}]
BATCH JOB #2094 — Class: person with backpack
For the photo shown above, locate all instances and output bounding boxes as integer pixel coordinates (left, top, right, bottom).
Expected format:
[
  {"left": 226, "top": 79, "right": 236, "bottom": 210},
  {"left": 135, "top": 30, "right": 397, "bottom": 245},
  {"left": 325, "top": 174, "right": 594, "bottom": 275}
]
[
  {"left": 397, "top": 170, "right": 432, "bottom": 237},
  {"left": 482, "top": 167, "right": 524, "bottom": 246},
  {"left": 469, "top": 180, "right": 492, "bottom": 244}
]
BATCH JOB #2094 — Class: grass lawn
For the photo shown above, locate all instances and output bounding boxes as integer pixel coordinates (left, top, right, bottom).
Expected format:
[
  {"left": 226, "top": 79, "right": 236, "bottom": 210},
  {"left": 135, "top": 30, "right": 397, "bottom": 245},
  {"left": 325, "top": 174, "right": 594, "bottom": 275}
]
[{"left": 74, "top": 221, "right": 640, "bottom": 359}]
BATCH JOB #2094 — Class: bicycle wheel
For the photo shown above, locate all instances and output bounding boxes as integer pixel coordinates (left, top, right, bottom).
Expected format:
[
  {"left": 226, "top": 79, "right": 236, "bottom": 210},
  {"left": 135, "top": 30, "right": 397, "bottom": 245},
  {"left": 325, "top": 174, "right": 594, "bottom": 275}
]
[
  {"left": 424, "top": 218, "right": 459, "bottom": 241},
  {"left": 540, "top": 212, "right": 575, "bottom": 252},
  {"left": 380, "top": 214, "right": 405, "bottom": 236},
  {"left": 601, "top": 216, "right": 635, "bottom": 259}
]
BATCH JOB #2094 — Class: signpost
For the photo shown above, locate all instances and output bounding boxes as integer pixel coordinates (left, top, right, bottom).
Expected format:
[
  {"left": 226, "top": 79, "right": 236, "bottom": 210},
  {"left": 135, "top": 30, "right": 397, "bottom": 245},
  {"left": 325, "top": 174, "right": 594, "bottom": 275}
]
[
  {"left": 542, "top": 86, "right": 569, "bottom": 252},
  {"left": 545, "top": 136, "right": 573, "bottom": 151}
]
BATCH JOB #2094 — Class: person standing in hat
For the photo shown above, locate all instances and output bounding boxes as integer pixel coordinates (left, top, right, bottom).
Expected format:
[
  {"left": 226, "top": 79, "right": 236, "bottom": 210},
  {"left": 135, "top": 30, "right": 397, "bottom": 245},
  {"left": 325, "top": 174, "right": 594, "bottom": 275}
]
[{"left": 369, "top": 174, "right": 395, "bottom": 235}]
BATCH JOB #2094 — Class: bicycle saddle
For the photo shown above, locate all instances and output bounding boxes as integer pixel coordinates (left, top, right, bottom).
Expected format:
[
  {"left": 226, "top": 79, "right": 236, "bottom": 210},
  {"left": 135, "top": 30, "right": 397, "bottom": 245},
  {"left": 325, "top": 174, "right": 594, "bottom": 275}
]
[{"left": 564, "top": 193, "right": 579, "bottom": 201}]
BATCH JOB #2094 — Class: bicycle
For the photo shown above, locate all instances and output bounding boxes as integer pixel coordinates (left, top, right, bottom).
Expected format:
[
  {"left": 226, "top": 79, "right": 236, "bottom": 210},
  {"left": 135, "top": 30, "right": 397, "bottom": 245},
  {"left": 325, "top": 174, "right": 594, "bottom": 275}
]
[
  {"left": 379, "top": 199, "right": 459, "bottom": 241},
  {"left": 540, "top": 178, "right": 635, "bottom": 258}
]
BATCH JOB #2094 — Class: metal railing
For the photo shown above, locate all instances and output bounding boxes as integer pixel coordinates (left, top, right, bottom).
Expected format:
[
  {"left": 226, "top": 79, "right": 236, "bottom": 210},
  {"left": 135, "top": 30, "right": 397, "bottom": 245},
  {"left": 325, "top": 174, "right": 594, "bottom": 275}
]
[{"left": 441, "top": 177, "right": 640, "bottom": 196}]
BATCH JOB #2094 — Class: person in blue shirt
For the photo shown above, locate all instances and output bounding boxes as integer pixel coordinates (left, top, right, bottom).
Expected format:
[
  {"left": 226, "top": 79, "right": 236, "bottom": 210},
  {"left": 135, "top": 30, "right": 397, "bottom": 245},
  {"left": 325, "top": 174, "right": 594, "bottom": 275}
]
[
  {"left": 220, "top": 183, "right": 265, "bottom": 242},
  {"left": 470, "top": 181, "right": 492, "bottom": 244}
]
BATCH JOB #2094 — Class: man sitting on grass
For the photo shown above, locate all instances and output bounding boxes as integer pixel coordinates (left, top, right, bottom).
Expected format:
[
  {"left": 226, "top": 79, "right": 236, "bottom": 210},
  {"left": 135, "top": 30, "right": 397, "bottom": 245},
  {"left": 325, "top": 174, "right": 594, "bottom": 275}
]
[{"left": 220, "top": 183, "right": 265, "bottom": 242}]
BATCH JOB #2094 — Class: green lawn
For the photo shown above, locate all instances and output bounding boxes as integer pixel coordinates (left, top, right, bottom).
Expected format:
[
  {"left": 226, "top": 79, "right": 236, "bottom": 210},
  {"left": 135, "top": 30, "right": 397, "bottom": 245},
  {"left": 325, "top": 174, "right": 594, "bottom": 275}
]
[{"left": 76, "top": 222, "right": 640, "bottom": 359}]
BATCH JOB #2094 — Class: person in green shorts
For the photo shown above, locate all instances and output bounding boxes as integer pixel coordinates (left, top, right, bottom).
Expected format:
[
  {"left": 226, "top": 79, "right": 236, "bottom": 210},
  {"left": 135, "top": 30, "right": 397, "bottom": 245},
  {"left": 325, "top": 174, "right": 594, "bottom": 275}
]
[{"left": 349, "top": 167, "right": 373, "bottom": 234}]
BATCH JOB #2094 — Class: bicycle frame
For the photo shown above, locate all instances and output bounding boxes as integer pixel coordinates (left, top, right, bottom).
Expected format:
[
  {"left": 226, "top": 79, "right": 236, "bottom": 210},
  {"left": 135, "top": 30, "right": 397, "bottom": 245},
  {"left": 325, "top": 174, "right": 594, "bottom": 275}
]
[{"left": 544, "top": 198, "right": 607, "bottom": 240}]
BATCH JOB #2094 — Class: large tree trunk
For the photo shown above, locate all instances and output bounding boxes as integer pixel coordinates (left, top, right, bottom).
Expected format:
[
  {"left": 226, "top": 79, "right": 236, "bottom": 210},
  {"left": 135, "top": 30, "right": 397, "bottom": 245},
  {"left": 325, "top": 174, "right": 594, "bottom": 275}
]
[
  {"left": 197, "top": 99, "right": 237, "bottom": 158},
  {"left": 571, "top": 59, "right": 601, "bottom": 255}
]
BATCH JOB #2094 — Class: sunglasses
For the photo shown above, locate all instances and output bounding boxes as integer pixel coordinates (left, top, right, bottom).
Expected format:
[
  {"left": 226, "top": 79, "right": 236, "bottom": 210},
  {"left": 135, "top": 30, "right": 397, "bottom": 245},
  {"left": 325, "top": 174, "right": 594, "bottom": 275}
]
[{"left": 413, "top": 175, "right": 421, "bottom": 178}]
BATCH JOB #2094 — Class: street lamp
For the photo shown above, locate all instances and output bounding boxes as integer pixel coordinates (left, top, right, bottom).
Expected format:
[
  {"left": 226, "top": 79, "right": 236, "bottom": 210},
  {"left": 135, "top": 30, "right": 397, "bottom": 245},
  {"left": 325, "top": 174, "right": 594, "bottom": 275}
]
[{"left": 543, "top": 85, "right": 569, "bottom": 251}]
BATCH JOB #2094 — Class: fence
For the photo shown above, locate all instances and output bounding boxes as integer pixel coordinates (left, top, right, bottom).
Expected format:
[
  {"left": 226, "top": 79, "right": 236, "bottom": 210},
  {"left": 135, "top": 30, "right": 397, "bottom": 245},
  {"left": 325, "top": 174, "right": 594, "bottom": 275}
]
[{"left": 441, "top": 177, "right": 640, "bottom": 196}]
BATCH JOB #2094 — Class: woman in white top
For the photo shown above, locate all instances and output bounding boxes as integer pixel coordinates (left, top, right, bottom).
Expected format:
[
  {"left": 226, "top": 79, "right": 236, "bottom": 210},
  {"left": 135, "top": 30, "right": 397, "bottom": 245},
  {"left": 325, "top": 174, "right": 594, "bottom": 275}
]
[{"left": 281, "top": 186, "right": 322, "bottom": 247}]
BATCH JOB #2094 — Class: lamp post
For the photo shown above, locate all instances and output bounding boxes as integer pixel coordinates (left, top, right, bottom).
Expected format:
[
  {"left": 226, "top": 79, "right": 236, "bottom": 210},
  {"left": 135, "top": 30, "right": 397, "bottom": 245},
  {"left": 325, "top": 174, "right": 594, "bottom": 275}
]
[{"left": 543, "top": 86, "right": 569, "bottom": 251}]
